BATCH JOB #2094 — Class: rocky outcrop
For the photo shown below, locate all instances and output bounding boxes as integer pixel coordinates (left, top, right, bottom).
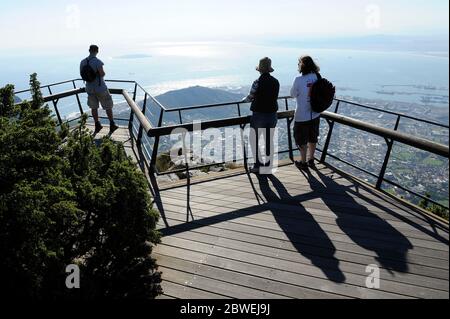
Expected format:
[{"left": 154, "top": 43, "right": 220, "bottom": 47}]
[{"left": 155, "top": 148, "right": 227, "bottom": 183}]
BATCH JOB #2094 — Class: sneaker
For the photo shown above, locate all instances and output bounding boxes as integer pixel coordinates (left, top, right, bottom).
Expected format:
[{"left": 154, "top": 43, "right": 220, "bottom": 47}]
[
  {"left": 308, "top": 159, "right": 316, "bottom": 169},
  {"left": 109, "top": 123, "right": 119, "bottom": 135},
  {"left": 295, "top": 160, "right": 309, "bottom": 171},
  {"left": 94, "top": 122, "right": 103, "bottom": 134}
]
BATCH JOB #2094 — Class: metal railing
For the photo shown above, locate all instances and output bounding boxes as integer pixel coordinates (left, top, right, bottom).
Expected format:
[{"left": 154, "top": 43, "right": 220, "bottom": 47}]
[{"left": 14, "top": 79, "right": 449, "bottom": 210}]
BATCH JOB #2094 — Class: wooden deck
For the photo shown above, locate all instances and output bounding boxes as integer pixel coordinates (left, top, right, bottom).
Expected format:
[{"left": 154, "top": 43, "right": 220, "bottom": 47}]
[{"left": 102, "top": 125, "right": 449, "bottom": 299}]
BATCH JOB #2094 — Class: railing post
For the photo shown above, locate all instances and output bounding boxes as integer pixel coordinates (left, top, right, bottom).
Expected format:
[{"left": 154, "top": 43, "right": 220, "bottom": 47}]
[
  {"left": 137, "top": 93, "right": 148, "bottom": 145},
  {"left": 149, "top": 110, "right": 165, "bottom": 174},
  {"left": 72, "top": 80, "right": 84, "bottom": 115},
  {"left": 47, "top": 87, "right": 63, "bottom": 126},
  {"left": 320, "top": 101, "right": 340, "bottom": 163},
  {"left": 128, "top": 109, "right": 135, "bottom": 131},
  {"left": 132, "top": 83, "right": 138, "bottom": 102},
  {"left": 129, "top": 83, "right": 139, "bottom": 131},
  {"left": 285, "top": 98, "right": 295, "bottom": 162},
  {"left": 181, "top": 130, "right": 193, "bottom": 221},
  {"left": 376, "top": 115, "right": 401, "bottom": 189},
  {"left": 240, "top": 124, "right": 249, "bottom": 172}
]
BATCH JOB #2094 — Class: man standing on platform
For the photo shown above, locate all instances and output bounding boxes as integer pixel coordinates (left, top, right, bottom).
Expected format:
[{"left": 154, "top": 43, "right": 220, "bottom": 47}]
[{"left": 80, "top": 45, "right": 119, "bottom": 134}]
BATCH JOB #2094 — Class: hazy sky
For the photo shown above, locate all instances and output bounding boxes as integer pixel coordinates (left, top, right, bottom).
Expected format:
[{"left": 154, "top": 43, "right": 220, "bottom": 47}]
[{"left": 0, "top": 0, "right": 448, "bottom": 52}]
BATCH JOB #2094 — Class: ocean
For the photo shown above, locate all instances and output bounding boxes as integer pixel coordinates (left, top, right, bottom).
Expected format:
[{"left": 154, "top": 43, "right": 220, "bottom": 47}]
[{"left": 1, "top": 41, "right": 449, "bottom": 116}]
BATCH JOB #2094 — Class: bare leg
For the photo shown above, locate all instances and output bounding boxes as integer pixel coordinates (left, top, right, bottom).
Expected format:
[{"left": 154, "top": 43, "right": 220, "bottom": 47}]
[
  {"left": 92, "top": 108, "right": 103, "bottom": 134},
  {"left": 308, "top": 143, "right": 317, "bottom": 161},
  {"left": 106, "top": 108, "right": 119, "bottom": 134},
  {"left": 250, "top": 126, "right": 262, "bottom": 167},
  {"left": 92, "top": 108, "right": 99, "bottom": 123},
  {"left": 299, "top": 144, "right": 307, "bottom": 163},
  {"left": 106, "top": 108, "right": 114, "bottom": 123}
]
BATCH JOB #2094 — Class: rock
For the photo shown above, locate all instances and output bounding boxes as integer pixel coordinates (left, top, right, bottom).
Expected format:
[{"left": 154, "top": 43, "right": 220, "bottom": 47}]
[
  {"left": 177, "top": 169, "right": 208, "bottom": 179},
  {"left": 202, "top": 157, "right": 215, "bottom": 165},
  {"left": 173, "top": 159, "right": 184, "bottom": 166},
  {"left": 209, "top": 166, "right": 225, "bottom": 173}
]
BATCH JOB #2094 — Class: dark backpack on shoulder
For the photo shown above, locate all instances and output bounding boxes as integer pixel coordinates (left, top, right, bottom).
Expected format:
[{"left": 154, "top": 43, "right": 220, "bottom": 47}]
[
  {"left": 80, "top": 58, "right": 97, "bottom": 83},
  {"left": 310, "top": 73, "right": 335, "bottom": 113}
]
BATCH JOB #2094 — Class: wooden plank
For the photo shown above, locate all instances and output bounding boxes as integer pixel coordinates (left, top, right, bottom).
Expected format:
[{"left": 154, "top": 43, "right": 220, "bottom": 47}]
[
  {"left": 156, "top": 294, "right": 176, "bottom": 299},
  {"left": 157, "top": 236, "right": 448, "bottom": 298},
  {"left": 161, "top": 191, "right": 449, "bottom": 244},
  {"left": 191, "top": 177, "right": 411, "bottom": 209},
  {"left": 161, "top": 186, "right": 440, "bottom": 230},
  {"left": 157, "top": 207, "right": 449, "bottom": 266},
  {"left": 166, "top": 166, "right": 447, "bottom": 228},
  {"left": 157, "top": 217, "right": 449, "bottom": 285},
  {"left": 164, "top": 186, "right": 442, "bottom": 229},
  {"left": 164, "top": 229, "right": 449, "bottom": 292},
  {"left": 160, "top": 267, "right": 285, "bottom": 299},
  {"left": 155, "top": 253, "right": 350, "bottom": 299},
  {"left": 160, "top": 202, "right": 448, "bottom": 255},
  {"left": 158, "top": 198, "right": 449, "bottom": 253},
  {"left": 163, "top": 197, "right": 449, "bottom": 246},
  {"left": 159, "top": 280, "right": 227, "bottom": 299},
  {"left": 157, "top": 209, "right": 450, "bottom": 281},
  {"left": 155, "top": 244, "right": 412, "bottom": 299}
]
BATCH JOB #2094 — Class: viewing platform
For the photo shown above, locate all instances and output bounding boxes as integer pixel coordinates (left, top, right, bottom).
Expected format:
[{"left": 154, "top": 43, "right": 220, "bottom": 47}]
[
  {"left": 16, "top": 79, "right": 449, "bottom": 299},
  {"left": 153, "top": 163, "right": 449, "bottom": 299}
]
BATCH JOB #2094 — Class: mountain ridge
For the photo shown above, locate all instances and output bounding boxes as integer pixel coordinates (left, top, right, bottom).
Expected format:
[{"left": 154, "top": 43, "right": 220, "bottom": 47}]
[{"left": 155, "top": 85, "right": 244, "bottom": 108}]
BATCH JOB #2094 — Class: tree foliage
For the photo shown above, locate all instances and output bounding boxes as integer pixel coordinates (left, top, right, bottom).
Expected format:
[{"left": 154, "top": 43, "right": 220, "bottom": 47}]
[
  {"left": 0, "top": 74, "right": 162, "bottom": 299},
  {"left": 419, "top": 193, "right": 449, "bottom": 221}
]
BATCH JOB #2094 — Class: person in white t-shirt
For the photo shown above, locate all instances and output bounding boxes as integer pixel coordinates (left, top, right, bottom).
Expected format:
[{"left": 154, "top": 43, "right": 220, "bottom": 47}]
[{"left": 290, "top": 56, "right": 321, "bottom": 170}]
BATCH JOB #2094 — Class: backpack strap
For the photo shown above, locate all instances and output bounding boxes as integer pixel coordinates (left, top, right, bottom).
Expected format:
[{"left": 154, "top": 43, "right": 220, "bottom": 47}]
[
  {"left": 82, "top": 58, "right": 89, "bottom": 84},
  {"left": 311, "top": 73, "right": 322, "bottom": 120},
  {"left": 85, "top": 57, "right": 101, "bottom": 86}
]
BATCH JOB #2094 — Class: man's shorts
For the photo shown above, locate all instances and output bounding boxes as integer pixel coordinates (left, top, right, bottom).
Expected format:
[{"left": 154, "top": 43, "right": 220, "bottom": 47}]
[
  {"left": 294, "top": 117, "right": 321, "bottom": 146},
  {"left": 87, "top": 90, "right": 114, "bottom": 111}
]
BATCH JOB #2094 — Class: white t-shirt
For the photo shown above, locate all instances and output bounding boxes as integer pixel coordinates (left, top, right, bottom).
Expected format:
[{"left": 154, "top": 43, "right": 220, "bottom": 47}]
[{"left": 291, "top": 73, "right": 320, "bottom": 122}]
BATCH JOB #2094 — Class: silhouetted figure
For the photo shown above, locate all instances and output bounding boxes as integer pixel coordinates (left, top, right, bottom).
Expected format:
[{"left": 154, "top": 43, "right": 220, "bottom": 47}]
[
  {"left": 291, "top": 56, "right": 321, "bottom": 170},
  {"left": 311, "top": 169, "right": 413, "bottom": 273},
  {"left": 257, "top": 174, "right": 346, "bottom": 283},
  {"left": 243, "top": 57, "right": 280, "bottom": 175},
  {"left": 80, "top": 45, "right": 119, "bottom": 135}
]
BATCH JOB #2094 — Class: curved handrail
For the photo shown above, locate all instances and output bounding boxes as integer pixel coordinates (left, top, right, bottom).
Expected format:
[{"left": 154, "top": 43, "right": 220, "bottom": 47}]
[{"left": 122, "top": 90, "right": 152, "bottom": 133}]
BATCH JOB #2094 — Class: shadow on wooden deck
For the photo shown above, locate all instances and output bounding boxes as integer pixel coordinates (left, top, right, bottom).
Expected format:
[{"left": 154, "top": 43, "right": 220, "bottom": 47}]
[{"left": 151, "top": 164, "right": 448, "bottom": 299}]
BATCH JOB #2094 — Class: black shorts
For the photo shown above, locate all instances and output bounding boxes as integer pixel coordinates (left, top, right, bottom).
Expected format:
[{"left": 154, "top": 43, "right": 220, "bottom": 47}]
[{"left": 294, "top": 117, "right": 320, "bottom": 146}]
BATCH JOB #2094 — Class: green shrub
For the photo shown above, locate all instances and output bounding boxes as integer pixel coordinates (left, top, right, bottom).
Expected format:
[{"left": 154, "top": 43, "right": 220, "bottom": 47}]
[
  {"left": 0, "top": 74, "right": 162, "bottom": 299},
  {"left": 419, "top": 193, "right": 449, "bottom": 221}
]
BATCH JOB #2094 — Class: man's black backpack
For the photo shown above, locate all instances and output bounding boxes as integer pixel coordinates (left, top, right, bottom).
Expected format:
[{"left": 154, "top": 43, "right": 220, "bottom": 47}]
[
  {"left": 310, "top": 73, "right": 335, "bottom": 113},
  {"left": 80, "top": 58, "right": 97, "bottom": 83}
]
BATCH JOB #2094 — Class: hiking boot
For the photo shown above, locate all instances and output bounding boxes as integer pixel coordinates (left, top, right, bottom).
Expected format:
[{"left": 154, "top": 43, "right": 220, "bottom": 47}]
[
  {"left": 109, "top": 123, "right": 119, "bottom": 135},
  {"left": 94, "top": 122, "right": 103, "bottom": 134},
  {"left": 295, "top": 160, "right": 309, "bottom": 171},
  {"left": 308, "top": 159, "right": 316, "bottom": 169}
]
